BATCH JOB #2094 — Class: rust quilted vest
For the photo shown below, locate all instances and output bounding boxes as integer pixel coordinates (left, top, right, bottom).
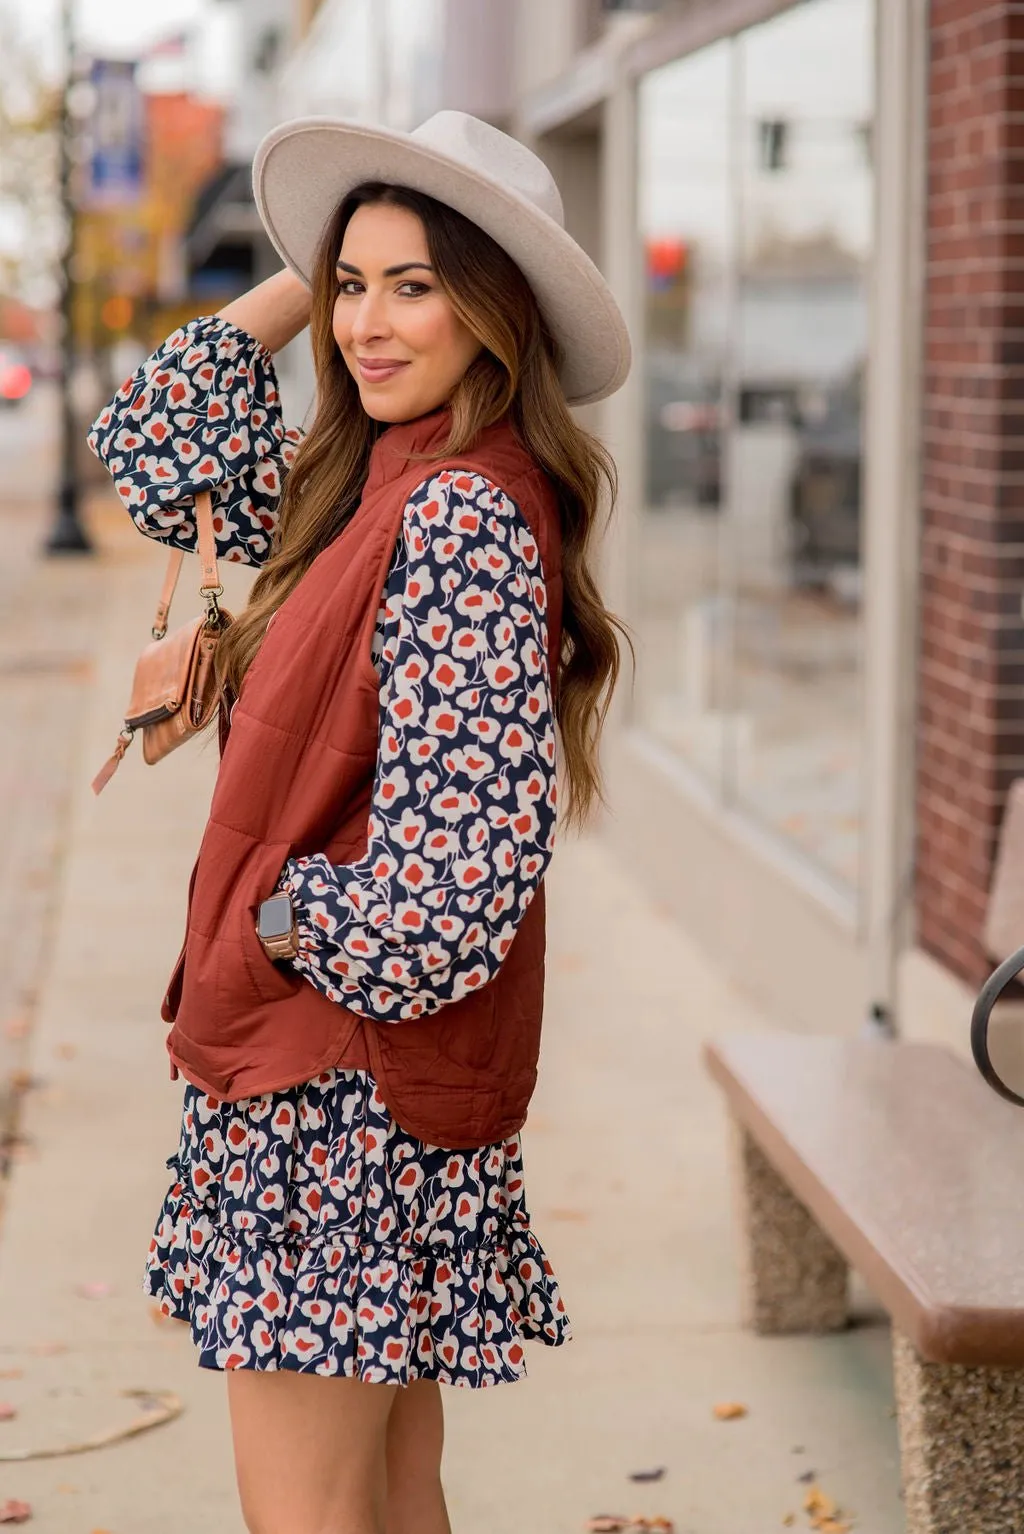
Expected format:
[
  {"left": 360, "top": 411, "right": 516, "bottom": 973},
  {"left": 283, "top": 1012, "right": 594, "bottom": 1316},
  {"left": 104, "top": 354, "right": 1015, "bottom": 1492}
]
[{"left": 161, "top": 409, "right": 563, "bottom": 1151}]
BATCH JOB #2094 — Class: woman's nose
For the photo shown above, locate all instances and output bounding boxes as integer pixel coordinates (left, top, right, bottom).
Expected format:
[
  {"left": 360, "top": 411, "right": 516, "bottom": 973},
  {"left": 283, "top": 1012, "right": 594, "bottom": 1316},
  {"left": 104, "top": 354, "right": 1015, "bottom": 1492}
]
[{"left": 351, "top": 291, "right": 391, "bottom": 345}]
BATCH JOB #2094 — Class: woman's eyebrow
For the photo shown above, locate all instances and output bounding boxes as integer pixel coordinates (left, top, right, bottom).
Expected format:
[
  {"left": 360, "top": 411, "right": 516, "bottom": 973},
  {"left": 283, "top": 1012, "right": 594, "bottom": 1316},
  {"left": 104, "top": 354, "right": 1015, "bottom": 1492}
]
[{"left": 335, "top": 260, "right": 435, "bottom": 278}]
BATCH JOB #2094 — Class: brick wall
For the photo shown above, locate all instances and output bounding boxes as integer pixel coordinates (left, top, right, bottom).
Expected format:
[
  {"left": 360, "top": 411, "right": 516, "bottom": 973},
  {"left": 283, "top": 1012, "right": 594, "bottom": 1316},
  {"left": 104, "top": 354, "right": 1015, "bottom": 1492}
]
[{"left": 917, "top": 1, "right": 1024, "bottom": 983}]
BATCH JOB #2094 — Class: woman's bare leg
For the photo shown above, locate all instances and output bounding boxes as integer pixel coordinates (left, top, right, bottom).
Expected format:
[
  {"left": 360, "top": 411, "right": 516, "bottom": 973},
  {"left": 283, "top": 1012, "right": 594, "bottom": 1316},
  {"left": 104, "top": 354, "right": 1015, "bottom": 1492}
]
[
  {"left": 228, "top": 1369, "right": 397, "bottom": 1534},
  {"left": 385, "top": 1381, "right": 451, "bottom": 1534}
]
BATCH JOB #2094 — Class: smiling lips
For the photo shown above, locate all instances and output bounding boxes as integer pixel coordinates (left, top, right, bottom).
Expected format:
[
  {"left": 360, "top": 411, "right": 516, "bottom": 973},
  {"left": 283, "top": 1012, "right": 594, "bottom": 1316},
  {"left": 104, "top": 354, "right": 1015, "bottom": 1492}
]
[{"left": 356, "top": 357, "right": 410, "bottom": 384}]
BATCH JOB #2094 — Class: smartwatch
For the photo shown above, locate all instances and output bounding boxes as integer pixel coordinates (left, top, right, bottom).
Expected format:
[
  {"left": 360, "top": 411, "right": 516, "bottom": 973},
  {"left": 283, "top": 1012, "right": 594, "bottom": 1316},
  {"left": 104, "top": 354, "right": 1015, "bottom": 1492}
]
[{"left": 257, "top": 891, "right": 299, "bottom": 961}]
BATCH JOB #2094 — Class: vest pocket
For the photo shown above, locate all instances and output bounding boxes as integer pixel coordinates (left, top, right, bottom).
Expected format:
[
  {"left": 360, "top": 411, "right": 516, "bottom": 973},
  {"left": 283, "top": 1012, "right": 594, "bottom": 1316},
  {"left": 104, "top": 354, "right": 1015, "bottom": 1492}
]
[
  {"left": 238, "top": 908, "right": 303, "bottom": 1006},
  {"left": 217, "top": 844, "right": 303, "bottom": 1011},
  {"left": 161, "top": 856, "right": 200, "bottom": 1022}
]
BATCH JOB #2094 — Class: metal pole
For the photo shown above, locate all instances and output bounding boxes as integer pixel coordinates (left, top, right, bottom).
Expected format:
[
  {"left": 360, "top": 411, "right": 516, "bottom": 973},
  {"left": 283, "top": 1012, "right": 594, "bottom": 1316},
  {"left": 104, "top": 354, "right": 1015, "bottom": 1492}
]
[{"left": 45, "top": 0, "right": 92, "bottom": 555}]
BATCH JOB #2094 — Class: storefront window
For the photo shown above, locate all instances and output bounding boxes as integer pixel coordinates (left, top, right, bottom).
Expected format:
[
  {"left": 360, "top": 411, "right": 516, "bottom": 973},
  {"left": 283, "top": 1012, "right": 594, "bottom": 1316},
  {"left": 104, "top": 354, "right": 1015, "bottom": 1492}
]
[
  {"left": 635, "top": 0, "right": 873, "bottom": 891},
  {"left": 636, "top": 40, "right": 732, "bottom": 785}
]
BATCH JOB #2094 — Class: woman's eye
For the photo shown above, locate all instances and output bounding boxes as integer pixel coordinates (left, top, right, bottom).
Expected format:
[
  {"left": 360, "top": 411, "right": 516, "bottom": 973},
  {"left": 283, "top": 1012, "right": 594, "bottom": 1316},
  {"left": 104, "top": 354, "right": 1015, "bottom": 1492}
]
[
  {"left": 338, "top": 279, "right": 364, "bottom": 296},
  {"left": 398, "top": 281, "right": 430, "bottom": 297}
]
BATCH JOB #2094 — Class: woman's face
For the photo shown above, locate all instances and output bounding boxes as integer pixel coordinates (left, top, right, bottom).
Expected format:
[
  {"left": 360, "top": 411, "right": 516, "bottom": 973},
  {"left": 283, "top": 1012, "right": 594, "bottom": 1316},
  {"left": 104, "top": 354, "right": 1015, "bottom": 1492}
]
[{"left": 333, "top": 202, "right": 483, "bottom": 423}]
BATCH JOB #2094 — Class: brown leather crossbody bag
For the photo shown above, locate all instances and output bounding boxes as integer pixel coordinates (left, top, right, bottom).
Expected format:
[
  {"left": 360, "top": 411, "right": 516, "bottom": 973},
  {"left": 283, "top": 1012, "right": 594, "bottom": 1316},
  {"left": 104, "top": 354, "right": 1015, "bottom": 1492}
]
[{"left": 92, "top": 492, "right": 233, "bottom": 794}]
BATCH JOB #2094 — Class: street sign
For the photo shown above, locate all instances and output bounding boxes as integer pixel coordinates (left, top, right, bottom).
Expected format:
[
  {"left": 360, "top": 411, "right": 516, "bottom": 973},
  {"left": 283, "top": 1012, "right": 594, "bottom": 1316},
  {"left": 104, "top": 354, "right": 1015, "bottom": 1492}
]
[{"left": 82, "top": 59, "right": 144, "bottom": 210}]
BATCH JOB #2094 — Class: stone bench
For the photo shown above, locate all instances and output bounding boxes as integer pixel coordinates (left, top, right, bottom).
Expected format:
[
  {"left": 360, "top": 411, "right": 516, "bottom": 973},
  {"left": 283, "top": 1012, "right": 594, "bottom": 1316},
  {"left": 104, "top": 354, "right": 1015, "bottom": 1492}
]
[{"left": 704, "top": 1033, "right": 1024, "bottom": 1534}]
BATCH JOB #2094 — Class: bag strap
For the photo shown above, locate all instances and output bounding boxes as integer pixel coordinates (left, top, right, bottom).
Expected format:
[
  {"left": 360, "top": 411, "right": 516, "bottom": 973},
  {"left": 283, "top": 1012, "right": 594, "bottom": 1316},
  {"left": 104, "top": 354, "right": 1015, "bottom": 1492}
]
[
  {"left": 971, "top": 941, "right": 1024, "bottom": 1107},
  {"left": 150, "top": 491, "right": 222, "bottom": 640},
  {"left": 152, "top": 551, "right": 184, "bottom": 640}
]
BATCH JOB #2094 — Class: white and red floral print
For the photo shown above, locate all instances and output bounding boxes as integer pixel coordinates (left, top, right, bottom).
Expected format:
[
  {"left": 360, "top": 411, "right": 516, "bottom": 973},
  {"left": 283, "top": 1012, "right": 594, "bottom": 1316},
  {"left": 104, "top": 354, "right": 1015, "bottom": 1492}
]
[
  {"left": 281, "top": 467, "right": 557, "bottom": 1022},
  {"left": 90, "top": 315, "right": 568, "bottom": 1386},
  {"left": 88, "top": 318, "right": 303, "bottom": 566},
  {"left": 146, "top": 1071, "right": 570, "bottom": 1385}
]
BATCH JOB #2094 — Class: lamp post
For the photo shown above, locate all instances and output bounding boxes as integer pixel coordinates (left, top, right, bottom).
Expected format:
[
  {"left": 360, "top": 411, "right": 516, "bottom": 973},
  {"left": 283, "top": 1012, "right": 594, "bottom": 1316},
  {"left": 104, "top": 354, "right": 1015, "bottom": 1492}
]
[{"left": 45, "top": 0, "right": 93, "bottom": 555}]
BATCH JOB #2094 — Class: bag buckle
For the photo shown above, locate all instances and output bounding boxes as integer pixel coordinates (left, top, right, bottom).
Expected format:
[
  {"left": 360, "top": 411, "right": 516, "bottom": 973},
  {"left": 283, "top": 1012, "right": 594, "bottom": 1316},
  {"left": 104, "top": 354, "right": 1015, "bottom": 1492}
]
[{"left": 203, "top": 585, "right": 224, "bottom": 626}]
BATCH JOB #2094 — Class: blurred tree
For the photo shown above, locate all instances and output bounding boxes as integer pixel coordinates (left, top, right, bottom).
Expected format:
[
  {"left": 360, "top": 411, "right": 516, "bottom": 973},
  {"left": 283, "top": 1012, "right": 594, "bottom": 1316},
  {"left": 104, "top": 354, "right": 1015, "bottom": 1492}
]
[{"left": 0, "top": 11, "right": 62, "bottom": 309}]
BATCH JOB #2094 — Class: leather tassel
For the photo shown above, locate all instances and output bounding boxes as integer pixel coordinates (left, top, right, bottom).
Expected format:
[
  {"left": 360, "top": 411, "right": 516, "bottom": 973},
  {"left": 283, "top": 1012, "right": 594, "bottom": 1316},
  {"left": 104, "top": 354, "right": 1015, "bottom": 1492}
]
[{"left": 92, "top": 730, "right": 134, "bottom": 796}]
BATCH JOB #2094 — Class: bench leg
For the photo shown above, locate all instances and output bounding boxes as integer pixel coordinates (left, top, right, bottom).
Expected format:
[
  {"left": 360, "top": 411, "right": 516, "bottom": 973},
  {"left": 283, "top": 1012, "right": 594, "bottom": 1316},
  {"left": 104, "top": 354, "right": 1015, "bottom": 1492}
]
[
  {"left": 733, "top": 1126, "right": 848, "bottom": 1333},
  {"left": 893, "top": 1328, "right": 1024, "bottom": 1534}
]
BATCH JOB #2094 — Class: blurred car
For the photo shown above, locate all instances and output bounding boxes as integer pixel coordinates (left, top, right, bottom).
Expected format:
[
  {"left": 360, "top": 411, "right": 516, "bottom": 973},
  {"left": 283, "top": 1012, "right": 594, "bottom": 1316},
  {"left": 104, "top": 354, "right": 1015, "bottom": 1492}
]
[
  {"left": 0, "top": 348, "right": 32, "bottom": 407},
  {"left": 645, "top": 351, "right": 722, "bottom": 510},
  {"left": 787, "top": 372, "right": 863, "bottom": 586}
]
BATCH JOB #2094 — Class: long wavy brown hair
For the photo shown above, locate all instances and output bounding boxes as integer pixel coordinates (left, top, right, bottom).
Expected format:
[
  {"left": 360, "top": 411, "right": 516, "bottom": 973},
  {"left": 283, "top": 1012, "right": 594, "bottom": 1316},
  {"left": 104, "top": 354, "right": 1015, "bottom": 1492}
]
[{"left": 217, "top": 182, "right": 629, "bottom": 826}]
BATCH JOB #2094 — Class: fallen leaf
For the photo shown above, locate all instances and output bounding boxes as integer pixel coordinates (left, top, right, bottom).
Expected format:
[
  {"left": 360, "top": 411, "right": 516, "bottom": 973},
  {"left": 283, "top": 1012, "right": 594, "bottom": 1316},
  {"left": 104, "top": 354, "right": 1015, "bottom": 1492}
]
[
  {"left": 75, "top": 1281, "right": 112, "bottom": 1300},
  {"left": 805, "top": 1488, "right": 836, "bottom": 1518},
  {"left": 586, "top": 1520, "right": 627, "bottom": 1533},
  {"left": 783, "top": 1519, "right": 796, "bottom": 1530},
  {"left": 0, "top": 1406, "right": 16, "bottom": 1422},
  {"left": 0, "top": 1503, "right": 30, "bottom": 1524},
  {"left": 0, "top": 1372, "right": 22, "bottom": 1383},
  {"left": 712, "top": 1401, "right": 748, "bottom": 1421},
  {"left": 803, "top": 1485, "right": 851, "bottom": 1532},
  {"left": 7, "top": 1073, "right": 34, "bottom": 1094},
  {"left": 55, "top": 1486, "right": 78, "bottom": 1495},
  {"left": 628, "top": 1468, "right": 666, "bottom": 1483},
  {"left": 644, "top": 1521, "right": 674, "bottom": 1532}
]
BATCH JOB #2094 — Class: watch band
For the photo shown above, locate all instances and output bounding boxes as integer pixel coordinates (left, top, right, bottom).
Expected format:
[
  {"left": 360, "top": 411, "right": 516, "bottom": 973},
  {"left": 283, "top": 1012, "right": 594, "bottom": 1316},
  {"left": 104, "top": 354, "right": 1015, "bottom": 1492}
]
[
  {"left": 257, "top": 897, "right": 300, "bottom": 962},
  {"left": 260, "top": 926, "right": 299, "bottom": 962}
]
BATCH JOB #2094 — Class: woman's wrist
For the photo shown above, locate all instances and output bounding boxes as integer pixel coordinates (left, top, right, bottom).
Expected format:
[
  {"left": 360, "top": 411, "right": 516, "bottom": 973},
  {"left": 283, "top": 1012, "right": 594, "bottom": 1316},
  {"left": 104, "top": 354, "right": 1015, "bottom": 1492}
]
[{"left": 217, "top": 269, "right": 312, "bottom": 356}]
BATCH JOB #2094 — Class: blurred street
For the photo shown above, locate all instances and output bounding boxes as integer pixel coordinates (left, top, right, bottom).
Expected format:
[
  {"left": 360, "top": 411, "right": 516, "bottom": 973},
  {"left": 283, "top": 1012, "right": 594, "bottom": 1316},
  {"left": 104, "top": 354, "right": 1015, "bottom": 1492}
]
[
  {"left": 3, "top": 0, "right": 1024, "bottom": 1528},
  {"left": 0, "top": 473, "right": 904, "bottom": 1530},
  {"left": 0, "top": 383, "right": 103, "bottom": 1154},
  {"left": 0, "top": 387, "right": 59, "bottom": 516}
]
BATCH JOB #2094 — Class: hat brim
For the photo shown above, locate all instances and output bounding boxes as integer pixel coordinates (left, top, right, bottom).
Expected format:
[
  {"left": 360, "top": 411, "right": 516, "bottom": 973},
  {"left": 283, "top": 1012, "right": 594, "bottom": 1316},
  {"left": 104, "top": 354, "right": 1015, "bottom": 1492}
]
[{"left": 253, "top": 117, "right": 631, "bottom": 407}]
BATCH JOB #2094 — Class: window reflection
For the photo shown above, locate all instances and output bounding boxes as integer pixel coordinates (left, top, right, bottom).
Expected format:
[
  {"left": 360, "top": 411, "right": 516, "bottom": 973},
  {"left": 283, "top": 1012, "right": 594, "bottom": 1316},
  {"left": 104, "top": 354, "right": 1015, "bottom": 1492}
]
[
  {"left": 635, "top": 0, "right": 873, "bottom": 890},
  {"left": 732, "top": 0, "right": 871, "bottom": 885},
  {"left": 636, "top": 41, "right": 732, "bottom": 784}
]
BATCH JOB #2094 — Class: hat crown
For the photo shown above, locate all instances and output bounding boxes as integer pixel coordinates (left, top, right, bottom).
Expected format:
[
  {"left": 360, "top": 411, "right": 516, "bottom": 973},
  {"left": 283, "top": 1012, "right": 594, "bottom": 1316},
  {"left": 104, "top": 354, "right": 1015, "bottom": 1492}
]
[{"left": 410, "top": 111, "right": 565, "bottom": 229}]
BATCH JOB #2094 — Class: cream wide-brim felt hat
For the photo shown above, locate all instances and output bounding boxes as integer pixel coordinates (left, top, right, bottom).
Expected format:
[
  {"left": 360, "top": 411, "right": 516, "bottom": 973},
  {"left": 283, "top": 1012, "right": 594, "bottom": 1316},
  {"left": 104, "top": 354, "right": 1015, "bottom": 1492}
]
[{"left": 253, "top": 110, "right": 632, "bottom": 407}]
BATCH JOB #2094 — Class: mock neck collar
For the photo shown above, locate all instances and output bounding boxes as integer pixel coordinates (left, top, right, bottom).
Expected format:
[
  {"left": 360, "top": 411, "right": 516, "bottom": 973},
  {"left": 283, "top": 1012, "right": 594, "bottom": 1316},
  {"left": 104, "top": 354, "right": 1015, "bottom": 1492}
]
[{"left": 364, "top": 407, "right": 453, "bottom": 494}]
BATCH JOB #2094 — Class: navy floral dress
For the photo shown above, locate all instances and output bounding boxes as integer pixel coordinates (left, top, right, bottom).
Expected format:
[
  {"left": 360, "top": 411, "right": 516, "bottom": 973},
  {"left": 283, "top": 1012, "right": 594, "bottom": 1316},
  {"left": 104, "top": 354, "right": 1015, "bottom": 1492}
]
[{"left": 88, "top": 317, "right": 570, "bottom": 1385}]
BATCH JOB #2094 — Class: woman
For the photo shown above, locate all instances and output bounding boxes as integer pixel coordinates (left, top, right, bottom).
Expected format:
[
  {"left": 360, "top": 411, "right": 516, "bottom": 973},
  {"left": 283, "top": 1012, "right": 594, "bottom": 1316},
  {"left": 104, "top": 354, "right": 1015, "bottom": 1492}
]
[{"left": 89, "top": 111, "right": 630, "bottom": 1534}]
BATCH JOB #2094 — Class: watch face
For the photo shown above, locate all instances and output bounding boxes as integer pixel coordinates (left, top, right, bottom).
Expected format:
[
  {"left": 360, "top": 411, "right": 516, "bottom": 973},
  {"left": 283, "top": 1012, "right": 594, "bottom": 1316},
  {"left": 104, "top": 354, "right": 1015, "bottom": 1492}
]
[{"left": 258, "top": 894, "right": 293, "bottom": 940}]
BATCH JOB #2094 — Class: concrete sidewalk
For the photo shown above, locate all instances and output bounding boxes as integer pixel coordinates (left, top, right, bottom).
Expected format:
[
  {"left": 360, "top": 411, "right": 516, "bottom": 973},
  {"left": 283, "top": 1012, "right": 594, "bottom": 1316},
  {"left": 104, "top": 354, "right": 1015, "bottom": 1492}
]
[
  {"left": 0, "top": 505, "right": 903, "bottom": 1533},
  {"left": 0, "top": 496, "right": 105, "bottom": 1146}
]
